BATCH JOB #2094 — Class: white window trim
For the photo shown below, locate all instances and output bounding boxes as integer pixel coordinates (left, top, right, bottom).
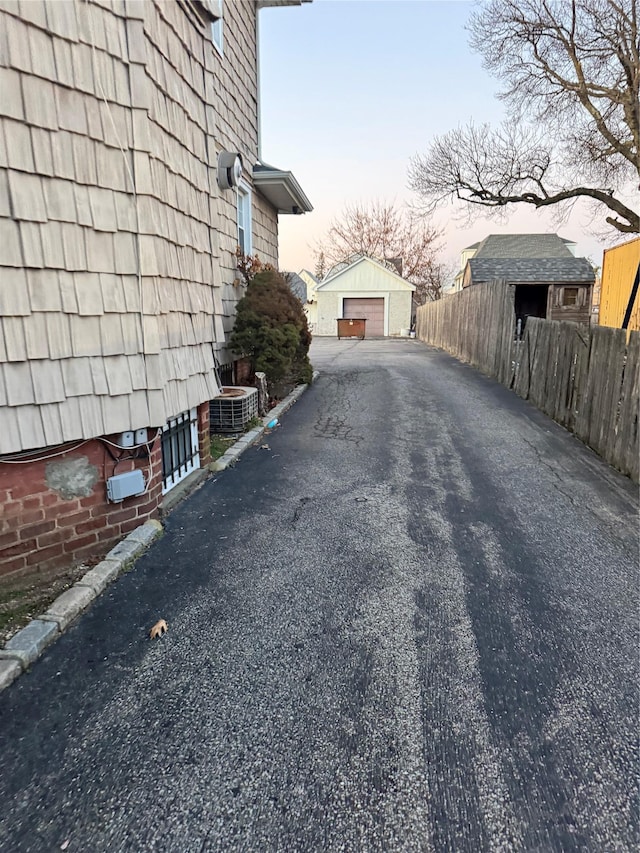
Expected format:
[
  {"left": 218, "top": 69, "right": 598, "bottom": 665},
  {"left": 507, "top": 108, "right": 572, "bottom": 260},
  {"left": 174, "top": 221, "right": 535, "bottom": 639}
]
[
  {"left": 161, "top": 408, "right": 200, "bottom": 494},
  {"left": 237, "top": 180, "right": 252, "bottom": 256},
  {"left": 211, "top": 0, "right": 224, "bottom": 56}
]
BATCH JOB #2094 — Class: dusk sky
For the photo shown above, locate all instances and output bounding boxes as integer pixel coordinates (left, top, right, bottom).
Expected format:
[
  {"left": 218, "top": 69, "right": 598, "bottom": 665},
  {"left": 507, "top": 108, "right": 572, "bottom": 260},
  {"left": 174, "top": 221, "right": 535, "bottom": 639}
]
[{"left": 258, "top": 0, "right": 618, "bottom": 280}]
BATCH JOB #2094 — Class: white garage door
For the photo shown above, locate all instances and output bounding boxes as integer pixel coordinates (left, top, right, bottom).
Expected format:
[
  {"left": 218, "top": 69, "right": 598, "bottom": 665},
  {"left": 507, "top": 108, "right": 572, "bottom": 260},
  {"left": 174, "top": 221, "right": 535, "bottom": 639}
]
[{"left": 343, "top": 298, "right": 385, "bottom": 336}]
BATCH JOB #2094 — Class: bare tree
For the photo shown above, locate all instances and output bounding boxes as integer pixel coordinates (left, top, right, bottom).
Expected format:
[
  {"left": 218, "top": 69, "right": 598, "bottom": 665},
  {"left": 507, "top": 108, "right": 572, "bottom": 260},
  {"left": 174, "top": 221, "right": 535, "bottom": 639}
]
[
  {"left": 413, "top": 259, "right": 455, "bottom": 304},
  {"left": 409, "top": 0, "right": 639, "bottom": 235},
  {"left": 314, "top": 250, "right": 326, "bottom": 281},
  {"left": 316, "top": 200, "right": 445, "bottom": 303}
]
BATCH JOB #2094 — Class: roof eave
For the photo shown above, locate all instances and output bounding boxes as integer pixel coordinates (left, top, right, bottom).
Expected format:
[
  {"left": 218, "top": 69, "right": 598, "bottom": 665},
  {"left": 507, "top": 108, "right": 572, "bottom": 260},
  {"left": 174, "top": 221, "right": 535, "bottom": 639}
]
[
  {"left": 257, "top": 1, "right": 312, "bottom": 7},
  {"left": 253, "top": 166, "right": 313, "bottom": 215}
]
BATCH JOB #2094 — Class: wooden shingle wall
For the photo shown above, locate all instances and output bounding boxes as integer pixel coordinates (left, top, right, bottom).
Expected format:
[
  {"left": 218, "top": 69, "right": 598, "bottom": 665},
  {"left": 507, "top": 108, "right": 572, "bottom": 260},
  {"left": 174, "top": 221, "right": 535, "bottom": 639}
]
[
  {"left": 0, "top": 0, "right": 272, "bottom": 456},
  {"left": 138, "top": 0, "right": 221, "bottom": 425},
  {"left": 253, "top": 191, "right": 278, "bottom": 266},
  {"left": 207, "top": 0, "right": 278, "bottom": 341}
]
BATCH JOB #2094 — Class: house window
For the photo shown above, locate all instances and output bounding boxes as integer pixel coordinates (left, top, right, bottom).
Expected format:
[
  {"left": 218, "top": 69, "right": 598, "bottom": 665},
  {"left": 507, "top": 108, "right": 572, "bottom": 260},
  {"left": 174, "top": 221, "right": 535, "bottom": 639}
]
[
  {"left": 161, "top": 408, "right": 200, "bottom": 493},
  {"left": 210, "top": 0, "right": 223, "bottom": 55},
  {"left": 237, "top": 182, "right": 252, "bottom": 255},
  {"left": 563, "top": 287, "right": 579, "bottom": 306}
]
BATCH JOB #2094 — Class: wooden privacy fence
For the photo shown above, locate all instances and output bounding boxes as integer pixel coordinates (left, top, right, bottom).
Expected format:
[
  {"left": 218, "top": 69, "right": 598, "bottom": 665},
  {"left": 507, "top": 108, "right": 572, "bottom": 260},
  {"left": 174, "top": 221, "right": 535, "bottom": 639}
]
[
  {"left": 416, "top": 281, "right": 639, "bottom": 482},
  {"left": 416, "top": 280, "right": 516, "bottom": 385}
]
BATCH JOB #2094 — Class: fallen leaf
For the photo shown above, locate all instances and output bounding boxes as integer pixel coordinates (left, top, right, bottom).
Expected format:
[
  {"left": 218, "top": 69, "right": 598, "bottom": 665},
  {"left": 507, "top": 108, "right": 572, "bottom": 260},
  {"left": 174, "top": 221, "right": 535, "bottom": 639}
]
[
  {"left": 260, "top": 444, "right": 270, "bottom": 450},
  {"left": 60, "top": 842, "right": 70, "bottom": 851},
  {"left": 149, "top": 619, "right": 168, "bottom": 639}
]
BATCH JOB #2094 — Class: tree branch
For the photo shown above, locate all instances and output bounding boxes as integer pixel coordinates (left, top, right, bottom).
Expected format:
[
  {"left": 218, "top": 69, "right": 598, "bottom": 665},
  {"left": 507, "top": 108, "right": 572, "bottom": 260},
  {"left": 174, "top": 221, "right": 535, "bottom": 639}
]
[{"left": 411, "top": 0, "right": 639, "bottom": 236}]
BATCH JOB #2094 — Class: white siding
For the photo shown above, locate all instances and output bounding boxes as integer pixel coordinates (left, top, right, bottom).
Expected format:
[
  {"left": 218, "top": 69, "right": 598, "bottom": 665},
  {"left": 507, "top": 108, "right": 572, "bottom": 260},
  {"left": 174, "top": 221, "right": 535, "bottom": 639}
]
[{"left": 315, "top": 258, "right": 414, "bottom": 336}]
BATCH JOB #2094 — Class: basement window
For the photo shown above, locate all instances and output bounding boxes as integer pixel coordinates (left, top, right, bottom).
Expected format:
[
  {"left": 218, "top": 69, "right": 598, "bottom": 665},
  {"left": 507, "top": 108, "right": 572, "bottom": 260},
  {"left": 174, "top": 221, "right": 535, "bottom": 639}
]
[
  {"left": 161, "top": 408, "right": 200, "bottom": 493},
  {"left": 563, "top": 287, "right": 579, "bottom": 306}
]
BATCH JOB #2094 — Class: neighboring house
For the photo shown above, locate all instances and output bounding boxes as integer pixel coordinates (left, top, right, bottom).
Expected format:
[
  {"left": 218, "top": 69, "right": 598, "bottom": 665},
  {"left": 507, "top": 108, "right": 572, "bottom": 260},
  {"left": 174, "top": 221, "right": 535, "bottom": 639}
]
[
  {"left": 598, "top": 237, "right": 640, "bottom": 331},
  {"left": 462, "top": 234, "right": 595, "bottom": 326},
  {"left": 590, "top": 271, "right": 602, "bottom": 325},
  {"left": 298, "top": 268, "right": 319, "bottom": 332},
  {"left": 285, "top": 272, "right": 308, "bottom": 303},
  {"left": 0, "top": 0, "right": 312, "bottom": 581},
  {"left": 314, "top": 255, "right": 415, "bottom": 337},
  {"left": 299, "top": 269, "right": 319, "bottom": 294},
  {"left": 285, "top": 268, "right": 318, "bottom": 332},
  {"left": 453, "top": 241, "right": 479, "bottom": 292}
]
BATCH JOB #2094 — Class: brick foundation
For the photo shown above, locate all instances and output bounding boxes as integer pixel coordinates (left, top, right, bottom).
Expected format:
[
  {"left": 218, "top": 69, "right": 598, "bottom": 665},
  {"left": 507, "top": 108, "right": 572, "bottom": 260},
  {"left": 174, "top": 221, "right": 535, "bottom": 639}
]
[
  {"left": 235, "top": 357, "right": 253, "bottom": 385},
  {"left": 0, "top": 403, "right": 212, "bottom": 583}
]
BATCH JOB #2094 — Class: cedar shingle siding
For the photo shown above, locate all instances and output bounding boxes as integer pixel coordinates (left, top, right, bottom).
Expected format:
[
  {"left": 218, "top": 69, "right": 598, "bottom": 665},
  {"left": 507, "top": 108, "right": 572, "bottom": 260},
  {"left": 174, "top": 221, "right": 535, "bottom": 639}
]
[{"left": 0, "top": 0, "right": 278, "bottom": 456}]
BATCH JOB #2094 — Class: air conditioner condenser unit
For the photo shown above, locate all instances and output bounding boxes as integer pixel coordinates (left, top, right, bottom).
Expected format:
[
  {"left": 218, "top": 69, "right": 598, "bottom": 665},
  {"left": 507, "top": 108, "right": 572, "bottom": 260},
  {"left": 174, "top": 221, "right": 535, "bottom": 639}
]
[{"left": 210, "top": 386, "right": 258, "bottom": 433}]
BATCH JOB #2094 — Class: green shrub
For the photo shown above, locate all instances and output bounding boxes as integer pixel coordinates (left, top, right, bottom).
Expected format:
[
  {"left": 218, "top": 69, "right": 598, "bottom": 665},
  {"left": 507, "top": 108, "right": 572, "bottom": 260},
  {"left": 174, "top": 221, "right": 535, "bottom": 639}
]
[{"left": 230, "top": 266, "right": 312, "bottom": 395}]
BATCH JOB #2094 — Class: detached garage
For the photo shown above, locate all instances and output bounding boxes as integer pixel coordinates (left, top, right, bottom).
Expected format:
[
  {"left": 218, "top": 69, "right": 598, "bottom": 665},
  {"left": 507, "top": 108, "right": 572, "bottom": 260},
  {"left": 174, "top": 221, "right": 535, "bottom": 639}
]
[{"left": 315, "top": 255, "right": 415, "bottom": 337}]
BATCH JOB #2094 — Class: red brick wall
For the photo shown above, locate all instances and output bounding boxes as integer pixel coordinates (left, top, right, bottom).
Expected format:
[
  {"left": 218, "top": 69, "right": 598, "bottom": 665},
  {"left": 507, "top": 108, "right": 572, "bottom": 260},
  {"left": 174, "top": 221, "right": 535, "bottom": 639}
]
[
  {"left": 0, "top": 404, "right": 213, "bottom": 584},
  {"left": 0, "top": 434, "right": 163, "bottom": 582},
  {"left": 235, "top": 358, "right": 253, "bottom": 385}
]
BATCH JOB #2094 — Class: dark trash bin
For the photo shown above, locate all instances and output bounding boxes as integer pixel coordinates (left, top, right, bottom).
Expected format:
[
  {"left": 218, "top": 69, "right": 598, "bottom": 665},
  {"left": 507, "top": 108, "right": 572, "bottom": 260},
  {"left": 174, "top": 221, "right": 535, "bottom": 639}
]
[{"left": 337, "top": 318, "right": 366, "bottom": 340}]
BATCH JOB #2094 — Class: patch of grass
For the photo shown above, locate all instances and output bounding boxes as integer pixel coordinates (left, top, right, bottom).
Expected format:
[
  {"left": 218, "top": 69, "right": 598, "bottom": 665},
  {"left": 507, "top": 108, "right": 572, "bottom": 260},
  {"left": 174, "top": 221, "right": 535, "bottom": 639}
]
[
  {"left": 210, "top": 434, "right": 237, "bottom": 460},
  {"left": 210, "top": 416, "right": 263, "bottom": 460},
  {"left": 0, "top": 600, "right": 32, "bottom": 636},
  {"left": 0, "top": 564, "right": 91, "bottom": 644}
]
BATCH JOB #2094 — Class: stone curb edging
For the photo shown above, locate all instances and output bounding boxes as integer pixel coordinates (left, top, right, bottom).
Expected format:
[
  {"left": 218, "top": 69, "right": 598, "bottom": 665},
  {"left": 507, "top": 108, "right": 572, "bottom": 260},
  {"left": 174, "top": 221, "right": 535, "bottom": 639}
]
[
  {"left": 0, "top": 520, "right": 163, "bottom": 692},
  {"left": 209, "top": 372, "right": 319, "bottom": 472},
  {"left": 0, "top": 374, "right": 319, "bottom": 693}
]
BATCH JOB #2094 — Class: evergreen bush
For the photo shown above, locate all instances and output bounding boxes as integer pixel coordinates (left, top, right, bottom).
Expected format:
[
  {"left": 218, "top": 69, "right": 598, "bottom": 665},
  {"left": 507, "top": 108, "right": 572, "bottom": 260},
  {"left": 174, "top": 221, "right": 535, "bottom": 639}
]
[{"left": 230, "top": 264, "right": 312, "bottom": 398}]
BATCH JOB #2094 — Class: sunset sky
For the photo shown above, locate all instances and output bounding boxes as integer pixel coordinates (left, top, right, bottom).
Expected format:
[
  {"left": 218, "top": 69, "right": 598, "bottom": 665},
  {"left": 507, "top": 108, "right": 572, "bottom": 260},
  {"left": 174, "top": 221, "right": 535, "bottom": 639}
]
[{"left": 258, "top": 0, "right": 621, "bottom": 280}]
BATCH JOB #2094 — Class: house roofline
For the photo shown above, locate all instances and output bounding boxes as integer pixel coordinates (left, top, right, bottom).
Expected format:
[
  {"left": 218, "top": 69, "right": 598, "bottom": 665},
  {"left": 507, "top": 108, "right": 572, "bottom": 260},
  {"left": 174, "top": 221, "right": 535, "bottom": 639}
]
[
  {"left": 257, "top": 0, "right": 312, "bottom": 7},
  {"left": 253, "top": 162, "right": 313, "bottom": 214},
  {"left": 316, "top": 255, "right": 416, "bottom": 291}
]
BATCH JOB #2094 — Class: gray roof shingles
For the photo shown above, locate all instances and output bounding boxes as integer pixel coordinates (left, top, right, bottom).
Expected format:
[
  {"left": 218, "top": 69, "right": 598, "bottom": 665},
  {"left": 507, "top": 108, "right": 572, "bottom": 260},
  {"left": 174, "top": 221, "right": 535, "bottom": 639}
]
[
  {"left": 474, "top": 233, "right": 575, "bottom": 259},
  {"left": 285, "top": 272, "right": 307, "bottom": 303},
  {"left": 468, "top": 257, "right": 595, "bottom": 283}
]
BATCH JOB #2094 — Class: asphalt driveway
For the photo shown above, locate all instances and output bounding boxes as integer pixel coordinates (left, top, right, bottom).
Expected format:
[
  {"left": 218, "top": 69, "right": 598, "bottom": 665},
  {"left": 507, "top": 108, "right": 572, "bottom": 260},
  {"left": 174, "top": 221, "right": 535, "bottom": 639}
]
[{"left": 0, "top": 338, "right": 638, "bottom": 852}]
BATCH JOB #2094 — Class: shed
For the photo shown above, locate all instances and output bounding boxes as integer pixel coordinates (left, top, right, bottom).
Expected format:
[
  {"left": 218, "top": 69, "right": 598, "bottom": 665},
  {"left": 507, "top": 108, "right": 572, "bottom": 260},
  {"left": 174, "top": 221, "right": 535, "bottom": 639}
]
[
  {"left": 314, "top": 256, "right": 415, "bottom": 337},
  {"left": 463, "top": 234, "right": 595, "bottom": 326}
]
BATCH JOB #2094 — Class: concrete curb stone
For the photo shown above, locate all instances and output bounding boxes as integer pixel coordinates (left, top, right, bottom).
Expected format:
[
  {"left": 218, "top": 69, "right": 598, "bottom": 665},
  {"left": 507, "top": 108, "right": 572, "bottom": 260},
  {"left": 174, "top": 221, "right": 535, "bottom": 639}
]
[
  {"left": 106, "top": 538, "right": 144, "bottom": 564},
  {"left": 0, "top": 619, "right": 59, "bottom": 670},
  {"left": 0, "top": 520, "right": 163, "bottom": 692},
  {"left": 76, "top": 559, "right": 121, "bottom": 595},
  {"left": 159, "top": 469, "right": 209, "bottom": 515},
  {"left": 126, "top": 519, "right": 163, "bottom": 547},
  {"left": 0, "top": 380, "right": 314, "bottom": 692},
  {"left": 0, "top": 658, "right": 21, "bottom": 690},
  {"left": 40, "top": 585, "right": 96, "bottom": 631},
  {"left": 208, "top": 375, "right": 318, "bottom": 474}
]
